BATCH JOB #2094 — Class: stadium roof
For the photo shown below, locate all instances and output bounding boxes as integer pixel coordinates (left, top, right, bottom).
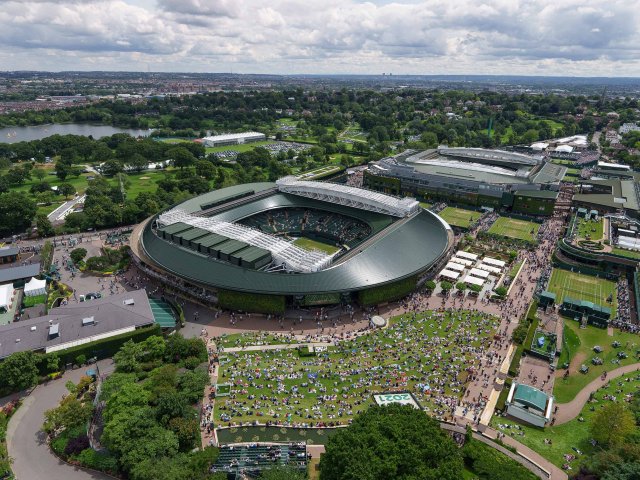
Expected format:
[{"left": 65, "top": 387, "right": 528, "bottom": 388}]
[
  {"left": 140, "top": 184, "right": 453, "bottom": 296},
  {"left": 275, "top": 177, "right": 420, "bottom": 217},
  {"left": 437, "top": 146, "right": 542, "bottom": 166},
  {"left": 573, "top": 179, "right": 640, "bottom": 212}
]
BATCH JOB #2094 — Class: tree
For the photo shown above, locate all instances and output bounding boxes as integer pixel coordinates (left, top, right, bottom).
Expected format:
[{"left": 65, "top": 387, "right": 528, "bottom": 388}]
[
  {"left": 113, "top": 339, "right": 144, "bottom": 373},
  {"left": 259, "top": 466, "right": 307, "bottom": 480},
  {"left": 32, "top": 168, "right": 47, "bottom": 181},
  {"left": 602, "top": 462, "right": 640, "bottom": 480},
  {"left": 43, "top": 393, "right": 93, "bottom": 433},
  {"left": 425, "top": 280, "right": 436, "bottom": 291},
  {"left": 35, "top": 213, "right": 54, "bottom": 237},
  {"left": 58, "top": 183, "right": 76, "bottom": 199},
  {"left": 0, "top": 351, "right": 39, "bottom": 392},
  {"left": 70, "top": 247, "right": 87, "bottom": 265},
  {"left": 195, "top": 159, "right": 216, "bottom": 180},
  {"left": 456, "top": 281, "right": 467, "bottom": 292},
  {"left": 591, "top": 402, "right": 636, "bottom": 448},
  {"left": 494, "top": 286, "right": 508, "bottom": 297},
  {"left": 440, "top": 281, "right": 453, "bottom": 293},
  {"left": 166, "top": 147, "right": 196, "bottom": 169},
  {"left": 0, "top": 192, "right": 37, "bottom": 236},
  {"left": 126, "top": 154, "right": 149, "bottom": 173},
  {"left": 319, "top": 404, "right": 462, "bottom": 480}
]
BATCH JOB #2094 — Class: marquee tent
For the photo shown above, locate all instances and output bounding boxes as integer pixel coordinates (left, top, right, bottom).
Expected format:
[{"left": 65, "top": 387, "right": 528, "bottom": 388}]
[
  {"left": 445, "top": 262, "right": 465, "bottom": 272},
  {"left": 451, "top": 257, "right": 473, "bottom": 266},
  {"left": 469, "top": 268, "right": 490, "bottom": 279},
  {"left": 24, "top": 277, "right": 46, "bottom": 297},
  {"left": 439, "top": 269, "right": 460, "bottom": 280},
  {"left": 0, "top": 284, "right": 14, "bottom": 311},
  {"left": 456, "top": 251, "right": 478, "bottom": 261},
  {"left": 483, "top": 257, "right": 506, "bottom": 268},
  {"left": 477, "top": 263, "right": 501, "bottom": 274},
  {"left": 463, "top": 275, "right": 484, "bottom": 286}
]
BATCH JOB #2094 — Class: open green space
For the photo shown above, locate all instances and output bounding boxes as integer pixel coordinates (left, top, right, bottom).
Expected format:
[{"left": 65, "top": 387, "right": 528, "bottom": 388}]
[
  {"left": 419, "top": 202, "right": 432, "bottom": 209},
  {"left": 576, "top": 218, "right": 603, "bottom": 241},
  {"left": 493, "top": 374, "right": 640, "bottom": 469},
  {"left": 205, "top": 140, "right": 274, "bottom": 154},
  {"left": 155, "top": 137, "right": 194, "bottom": 144},
  {"left": 546, "top": 268, "right": 617, "bottom": 318},
  {"left": 558, "top": 322, "right": 581, "bottom": 367},
  {"left": 22, "top": 294, "right": 47, "bottom": 308},
  {"left": 293, "top": 237, "right": 340, "bottom": 254},
  {"left": 554, "top": 320, "right": 640, "bottom": 403},
  {"left": 438, "top": 207, "right": 481, "bottom": 229},
  {"left": 214, "top": 310, "right": 499, "bottom": 426},
  {"left": 488, "top": 217, "right": 540, "bottom": 242},
  {"left": 216, "top": 332, "right": 291, "bottom": 350}
]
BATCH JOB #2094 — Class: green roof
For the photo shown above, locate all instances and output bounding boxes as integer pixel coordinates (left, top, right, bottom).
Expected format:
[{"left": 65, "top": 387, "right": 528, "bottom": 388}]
[
  {"left": 160, "top": 222, "right": 192, "bottom": 235},
  {"left": 513, "top": 384, "right": 548, "bottom": 412},
  {"left": 216, "top": 240, "right": 248, "bottom": 255},
  {"left": 148, "top": 299, "right": 176, "bottom": 328},
  {"left": 540, "top": 291, "right": 556, "bottom": 300},
  {"left": 513, "top": 190, "right": 559, "bottom": 200},
  {"left": 194, "top": 233, "right": 229, "bottom": 248},
  {"left": 177, "top": 227, "right": 210, "bottom": 242}
]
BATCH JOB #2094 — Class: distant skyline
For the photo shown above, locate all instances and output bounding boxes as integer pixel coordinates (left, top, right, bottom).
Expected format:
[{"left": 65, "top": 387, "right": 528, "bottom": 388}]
[{"left": 0, "top": 0, "right": 639, "bottom": 77}]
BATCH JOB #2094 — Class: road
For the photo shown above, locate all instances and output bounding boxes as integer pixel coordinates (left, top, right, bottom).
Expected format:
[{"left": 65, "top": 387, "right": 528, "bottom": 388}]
[
  {"left": 7, "top": 359, "right": 115, "bottom": 480},
  {"left": 47, "top": 195, "right": 86, "bottom": 223}
]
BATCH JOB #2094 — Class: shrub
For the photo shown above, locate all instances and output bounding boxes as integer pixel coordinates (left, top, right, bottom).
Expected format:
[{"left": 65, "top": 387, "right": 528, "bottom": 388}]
[
  {"left": 64, "top": 434, "right": 90, "bottom": 456},
  {"left": 75, "top": 354, "right": 87, "bottom": 366},
  {"left": 494, "top": 286, "right": 508, "bottom": 297},
  {"left": 76, "top": 448, "right": 119, "bottom": 473},
  {"left": 511, "top": 322, "right": 529, "bottom": 345},
  {"left": 218, "top": 289, "right": 285, "bottom": 314},
  {"left": 357, "top": 276, "right": 417, "bottom": 306}
]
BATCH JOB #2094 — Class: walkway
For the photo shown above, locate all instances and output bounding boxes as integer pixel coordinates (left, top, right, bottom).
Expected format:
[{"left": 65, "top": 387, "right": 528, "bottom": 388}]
[
  {"left": 7, "top": 359, "right": 115, "bottom": 480},
  {"left": 222, "top": 342, "right": 333, "bottom": 353},
  {"left": 554, "top": 362, "right": 640, "bottom": 425}
]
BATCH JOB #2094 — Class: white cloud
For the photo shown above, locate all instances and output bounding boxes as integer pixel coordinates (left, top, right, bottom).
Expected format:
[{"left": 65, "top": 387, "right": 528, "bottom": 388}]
[{"left": 0, "top": 0, "right": 638, "bottom": 75}]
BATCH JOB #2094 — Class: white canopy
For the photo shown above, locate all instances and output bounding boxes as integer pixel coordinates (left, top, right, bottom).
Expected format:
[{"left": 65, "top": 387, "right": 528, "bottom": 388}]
[
  {"left": 451, "top": 257, "right": 473, "bottom": 267},
  {"left": 445, "top": 262, "right": 465, "bottom": 272},
  {"left": 439, "top": 269, "right": 460, "bottom": 280},
  {"left": 483, "top": 257, "right": 506, "bottom": 268},
  {"left": 463, "top": 275, "right": 485, "bottom": 286},
  {"left": 0, "top": 284, "right": 14, "bottom": 311},
  {"left": 477, "top": 263, "right": 501, "bottom": 274},
  {"left": 456, "top": 251, "right": 478, "bottom": 261},
  {"left": 618, "top": 236, "right": 640, "bottom": 251},
  {"left": 469, "top": 268, "right": 490, "bottom": 279},
  {"left": 24, "top": 277, "right": 46, "bottom": 297}
]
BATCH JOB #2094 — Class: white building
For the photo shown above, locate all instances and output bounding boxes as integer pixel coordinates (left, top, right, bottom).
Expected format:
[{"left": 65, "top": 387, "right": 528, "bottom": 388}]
[
  {"left": 202, "top": 132, "right": 266, "bottom": 147},
  {"left": 620, "top": 123, "right": 640, "bottom": 134}
]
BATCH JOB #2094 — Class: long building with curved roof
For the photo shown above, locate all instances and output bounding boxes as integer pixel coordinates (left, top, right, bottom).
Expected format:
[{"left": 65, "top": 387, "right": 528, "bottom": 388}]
[{"left": 130, "top": 181, "right": 453, "bottom": 312}]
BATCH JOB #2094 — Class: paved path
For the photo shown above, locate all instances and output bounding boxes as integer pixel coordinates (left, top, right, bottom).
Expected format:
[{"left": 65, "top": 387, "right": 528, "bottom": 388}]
[
  {"left": 7, "top": 359, "right": 114, "bottom": 480},
  {"left": 222, "top": 342, "right": 333, "bottom": 353},
  {"left": 554, "top": 362, "right": 640, "bottom": 425}
]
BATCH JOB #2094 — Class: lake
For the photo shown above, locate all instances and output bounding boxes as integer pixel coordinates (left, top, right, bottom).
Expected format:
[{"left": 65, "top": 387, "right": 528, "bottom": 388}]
[{"left": 0, "top": 124, "right": 151, "bottom": 144}]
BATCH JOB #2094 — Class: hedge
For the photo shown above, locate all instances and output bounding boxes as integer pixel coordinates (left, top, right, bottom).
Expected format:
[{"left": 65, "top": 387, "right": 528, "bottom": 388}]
[
  {"left": 217, "top": 289, "right": 285, "bottom": 314},
  {"left": 507, "top": 345, "right": 524, "bottom": 378},
  {"left": 358, "top": 276, "right": 417, "bottom": 306},
  {"left": 57, "top": 324, "right": 162, "bottom": 366},
  {"left": 522, "top": 317, "right": 540, "bottom": 356},
  {"left": 495, "top": 378, "right": 512, "bottom": 412},
  {"left": 462, "top": 438, "right": 538, "bottom": 480}
]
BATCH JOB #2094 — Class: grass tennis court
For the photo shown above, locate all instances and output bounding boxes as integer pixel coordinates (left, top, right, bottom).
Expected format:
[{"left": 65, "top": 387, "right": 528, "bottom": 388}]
[
  {"left": 546, "top": 268, "right": 617, "bottom": 316},
  {"left": 293, "top": 237, "right": 340, "bottom": 254},
  {"left": 487, "top": 216, "right": 540, "bottom": 242},
  {"left": 438, "top": 207, "right": 481, "bottom": 229}
]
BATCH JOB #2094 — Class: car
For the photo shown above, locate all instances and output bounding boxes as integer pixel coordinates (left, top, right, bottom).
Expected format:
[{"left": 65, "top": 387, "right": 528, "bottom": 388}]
[{"left": 85, "top": 292, "right": 102, "bottom": 300}]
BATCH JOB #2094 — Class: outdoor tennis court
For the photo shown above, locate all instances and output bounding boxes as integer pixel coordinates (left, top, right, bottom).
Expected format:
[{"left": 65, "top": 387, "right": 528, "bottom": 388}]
[
  {"left": 438, "top": 207, "right": 481, "bottom": 228},
  {"left": 546, "top": 268, "right": 617, "bottom": 314},
  {"left": 488, "top": 216, "right": 540, "bottom": 242}
]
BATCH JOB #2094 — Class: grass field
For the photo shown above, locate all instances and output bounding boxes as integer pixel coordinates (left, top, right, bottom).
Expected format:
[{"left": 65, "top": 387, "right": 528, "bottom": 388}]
[
  {"left": 438, "top": 207, "right": 481, "bottom": 229},
  {"left": 22, "top": 294, "right": 47, "bottom": 308},
  {"left": 546, "top": 268, "right": 617, "bottom": 315},
  {"left": 293, "top": 237, "right": 340, "bottom": 254},
  {"left": 557, "top": 323, "right": 580, "bottom": 367},
  {"left": 419, "top": 202, "right": 432, "bottom": 209},
  {"left": 493, "top": 374, "right": 640, "bottom": 469},
  {"left": 488, "top": 217, "right": 540, "bottom": 242},
  {"left": 205, "top": 140, "right": 274, "bottom": 154},
  {"left": 554, "top": 320, "right": 640, "bottom": 403},
  {"left": 214, "top": 310, "right": 499, "bottom": 426},
  {"left": 576, "top": 218, "right": 603, "bottom": 240}
]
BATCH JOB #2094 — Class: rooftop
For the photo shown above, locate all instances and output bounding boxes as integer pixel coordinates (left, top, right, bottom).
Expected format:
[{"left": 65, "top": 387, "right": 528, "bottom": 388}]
[
  {"left": 513, "top": 383, "right": 549, "bottom": 412},
  {"left": 202, "top": 132, "right": 265, "bottom": 142},
  {"left": 0, "top": 246, "right": 19, "bottom": 258},
  {"left": 0, "top": 264, "right": 40, "bottom": 284},
  {"left": 0, "top": 289, "right": 155, "bottom": 358}
]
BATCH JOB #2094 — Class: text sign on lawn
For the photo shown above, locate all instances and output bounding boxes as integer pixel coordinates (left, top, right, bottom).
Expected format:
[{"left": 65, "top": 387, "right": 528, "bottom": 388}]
[{"left": 373, "top": 393, "right": 421, "bottom": 409}]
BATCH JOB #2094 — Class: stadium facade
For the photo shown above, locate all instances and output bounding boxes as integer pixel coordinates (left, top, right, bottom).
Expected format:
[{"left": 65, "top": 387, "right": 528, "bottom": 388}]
[
  {"left": 365, "top": 147, "right": 566, "bottom": 215},
  {"left": 202, "top": 132, "right": 266, "bottom": 147},
  {"left": 130, "top": 179, "right": 453, "bottom": 313}
]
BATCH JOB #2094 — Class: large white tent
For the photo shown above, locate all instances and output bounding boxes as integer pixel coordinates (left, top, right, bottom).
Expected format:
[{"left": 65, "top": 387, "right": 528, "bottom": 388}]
[
  {"left": 469, "top": 268, "right": 490, "bottom": 279},
  {"left": 451, "top": 257, "right": 473, "bottom": 267},
  {"left": 477, "top": 263, "right": 501, "bottom": 274},
  {"left": 456, "top": 250, "right": 479, "bottom": 261},
  {"left": 483, "top": 257, "right": 506, "bottom": 268},
  {"left": 0, "top": 284, "right": 14, "bottom": 311},
  {"left": 463, "top": 275, "right": 485, "bottom": 286},
  {"left": 618, "top": 236, "right": 640, "bottom": 251},
  {"left": 445, "top": 262, "right": 465, "bottom": 272},
  {"left": 439, "top": 269, "right": 460, "bottom": 281},
  {"left": 24, "top": 277, "right": 46, "bottom": 297}
]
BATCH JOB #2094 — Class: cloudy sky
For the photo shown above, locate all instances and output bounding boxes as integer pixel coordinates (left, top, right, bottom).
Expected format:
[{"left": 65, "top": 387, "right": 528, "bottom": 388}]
[{"left": 0, "top": 0, "right": 639, "bottom": 76}]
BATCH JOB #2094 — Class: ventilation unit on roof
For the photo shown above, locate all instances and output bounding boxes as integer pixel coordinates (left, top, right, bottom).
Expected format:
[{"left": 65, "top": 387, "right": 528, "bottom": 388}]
[
  {"left": 15, "top": 338, "right": 20, "bottom": 343},
  {"left": 48, "top": 323, "right": 59, "bottom": 339},
  {"left": 123, "top": 298, "right": 135, "bottom": 306},
  {"left": 30, "top": 326, "right": 36, "bottom": 332},
  {"left": 82, "top": 317, "right": 95, "bottom": 326}
]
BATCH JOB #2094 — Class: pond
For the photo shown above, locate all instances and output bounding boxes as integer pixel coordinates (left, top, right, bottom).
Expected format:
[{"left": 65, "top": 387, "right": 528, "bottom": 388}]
[{"left": 0, "top": 123, "right": 151, "bottom": 143}]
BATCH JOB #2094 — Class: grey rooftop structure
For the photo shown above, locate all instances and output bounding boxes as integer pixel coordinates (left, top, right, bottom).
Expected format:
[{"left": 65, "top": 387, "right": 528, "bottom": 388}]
[
  {"left": 0, "top": 264, "right": 41, "bottom": 285},
  {"left": 0, "top": 289, "right": 155, "bottom": 359}
]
